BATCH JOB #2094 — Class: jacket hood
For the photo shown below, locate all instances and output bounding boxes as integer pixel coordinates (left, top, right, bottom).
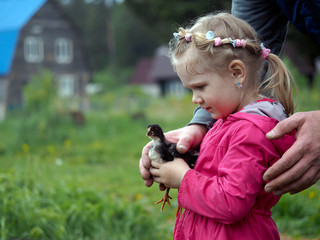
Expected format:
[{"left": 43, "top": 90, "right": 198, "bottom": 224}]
[
  {"left": 227, "top": 99, "right": 295, "bottom": 155},
  {"left": 240, "top": 98, "right": 287, "bottom": 122}
]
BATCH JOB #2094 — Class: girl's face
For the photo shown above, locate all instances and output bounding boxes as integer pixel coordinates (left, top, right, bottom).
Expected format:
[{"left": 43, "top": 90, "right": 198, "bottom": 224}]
[{"left": 176, "top": 63, "right": 243, "bottom": 119}]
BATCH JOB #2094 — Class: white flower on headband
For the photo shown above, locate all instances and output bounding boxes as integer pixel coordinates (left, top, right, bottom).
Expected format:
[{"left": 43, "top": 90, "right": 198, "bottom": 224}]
[
  {"left": 173, "top": 32, "right": 180, "bottom": 40},
  {"left": 229, "top": 38, "right": 236, "bottom": 47},
  {"left": 206, "top": 31, "right": 215, "bottom": 40}
]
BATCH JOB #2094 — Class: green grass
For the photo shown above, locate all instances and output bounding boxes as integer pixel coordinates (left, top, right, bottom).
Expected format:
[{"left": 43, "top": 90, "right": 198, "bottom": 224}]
[
  {"left": 0, "top": 85, "right": 195, "bottom": 239},
  {"left": 0, "top": 70, "right": 320, "bottom": 239}
]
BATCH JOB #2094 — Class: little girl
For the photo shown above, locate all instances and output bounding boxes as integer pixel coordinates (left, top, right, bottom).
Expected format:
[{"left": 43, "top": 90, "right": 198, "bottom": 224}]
[{"left": 150, "top": 13, "right": 296, "bottom": 239}]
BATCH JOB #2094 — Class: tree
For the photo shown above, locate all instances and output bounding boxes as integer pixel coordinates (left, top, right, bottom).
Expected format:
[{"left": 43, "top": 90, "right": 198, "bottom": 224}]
[
  {"left": 58, "top": 0, "right": 109, "bottom": 69},
  {"left": 125, "top": 0, "right": 319, "bottom": 84},
  {"left": 58, "top": 0, "right": 160, "bottom": 70},
  {"left": 125, "top": 0, "right": 231, "bottom": 43},
  {"left": 111, "top": 4, "right": 159, "bottom": 67}
]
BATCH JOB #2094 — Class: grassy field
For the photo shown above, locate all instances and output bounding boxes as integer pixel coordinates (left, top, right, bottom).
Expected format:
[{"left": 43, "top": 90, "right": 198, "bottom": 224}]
[{"left": 0, "top": 68, "right": 319, "bottom": 239}]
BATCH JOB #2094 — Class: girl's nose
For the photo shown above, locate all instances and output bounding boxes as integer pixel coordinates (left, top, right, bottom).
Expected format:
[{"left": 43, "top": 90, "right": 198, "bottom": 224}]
[{"left": 192, "top": 94, "right": 203, "bottom": 104}]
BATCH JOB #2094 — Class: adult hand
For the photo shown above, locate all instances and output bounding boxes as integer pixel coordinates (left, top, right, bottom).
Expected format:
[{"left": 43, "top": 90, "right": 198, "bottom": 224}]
[
  {"left": 139, "top": 141, "right": 155, "bottom": 187},
  {"left": 264, "top": 111, "right": 320, "bottom": 195},
  {"left": 139, "top": 124, "right": 207, "bottom": 188}
]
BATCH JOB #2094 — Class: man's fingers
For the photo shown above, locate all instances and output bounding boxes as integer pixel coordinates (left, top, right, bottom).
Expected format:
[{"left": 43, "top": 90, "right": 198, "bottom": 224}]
[
  {"left": 264, "top": 151, "right": 309, "bottom": 193},
  {"left": 266, "top": 113, "right": 303, "bottom": 140},
  {"left": 141, "top": 142, "right": 152, "bottom": 167},
  {"left": 163, "top": 128, "right": 190, "bottom": 154},
  {"left": 268, "top": 167, "right": 320, "bottom": 196},
  {"left": 139, "top": 158, "right": 151, "bottom": 179},
  {"left": 175, "top": 132, "right": 194, "bottom": 154},
  {"left": 159, "top": 183, "right": 166, "bottom": 191},
  {"left": 140, "top": 142, "right": 152, "bottom": 178},
  {"left": 263, "top": 111, "right": 320, "bottom": 194},
  {"left": 139, "top": 158, "right": 154, "bottom": 187},
  {"left": 165, "top": 124, "right": 207, "bottom": 154},
  {"left": 263, "top": 142, "right": 304, "bottom": 182},
  {"left": 144, "top": 178, "right": 154, "bottom": 188},
  {"left": 264, "top": 166, "right": 300, "bottom": 195},
  {"left": 289, "top": 169, "right": 320, "bottom": 194},
  {"left": 140, "top": 142, "right": 154, "bottom": 187}
]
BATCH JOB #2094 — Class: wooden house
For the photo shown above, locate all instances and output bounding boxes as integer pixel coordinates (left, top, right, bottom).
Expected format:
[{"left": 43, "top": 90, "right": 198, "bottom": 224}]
[
  {"left": 130, "top": 46, "right": 188, "bottom": 97},
  {"left": 0, "top": 0, "right": 91, "bottom": 120}
]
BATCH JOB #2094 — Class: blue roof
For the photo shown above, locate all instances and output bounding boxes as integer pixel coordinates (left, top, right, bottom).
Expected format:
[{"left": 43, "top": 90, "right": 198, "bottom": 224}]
[{"left": 0, "top": 0, "right": 47, "bottom": 76}]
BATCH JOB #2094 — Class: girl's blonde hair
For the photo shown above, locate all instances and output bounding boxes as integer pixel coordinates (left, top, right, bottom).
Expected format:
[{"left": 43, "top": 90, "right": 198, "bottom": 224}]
[{"left": 169, "top": 12, "right": 297, "bottom": 115}]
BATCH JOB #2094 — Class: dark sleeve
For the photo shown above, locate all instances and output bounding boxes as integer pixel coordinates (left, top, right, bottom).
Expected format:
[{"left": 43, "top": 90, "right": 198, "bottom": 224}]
[
  {"left": 188, "top": 107, "right": 215, "bottom": 129},
  {"left": 276, "top": 0, "right": 320, "bottom": 45},
  {"left": 232, "top": 0, "right": 289, "bottom": 55}
]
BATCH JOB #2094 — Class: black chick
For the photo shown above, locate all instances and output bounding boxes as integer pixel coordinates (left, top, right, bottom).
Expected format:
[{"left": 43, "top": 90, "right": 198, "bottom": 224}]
[{"left": 146, "top": 124, "right": 197, "bottom": 211}]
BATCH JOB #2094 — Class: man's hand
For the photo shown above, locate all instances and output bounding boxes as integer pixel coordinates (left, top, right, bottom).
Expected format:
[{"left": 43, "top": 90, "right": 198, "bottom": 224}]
[
  {"left": 140, "top": 141, "right": 155, "bottom": 187},
  {"left": 264, "top": 111, "right": 320, "bottom": 195},
  {"left": 139, "top": 124, "right": 207, "bottom": 189}
]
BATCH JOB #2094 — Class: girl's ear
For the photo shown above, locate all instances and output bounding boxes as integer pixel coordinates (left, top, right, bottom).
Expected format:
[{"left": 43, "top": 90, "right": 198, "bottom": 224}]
[{"left": 228, "top": 60, "right": 246, "bottom": 85}]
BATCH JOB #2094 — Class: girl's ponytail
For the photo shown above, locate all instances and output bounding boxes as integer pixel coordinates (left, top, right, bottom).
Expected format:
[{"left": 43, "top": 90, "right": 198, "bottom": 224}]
[{"left": 258, "top": 54, "right": 297, "bottom": 115}]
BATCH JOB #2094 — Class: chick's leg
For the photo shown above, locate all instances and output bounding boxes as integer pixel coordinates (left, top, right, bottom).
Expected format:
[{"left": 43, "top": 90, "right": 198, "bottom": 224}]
[
  {"left": 155, "top": 188, "right": 172, "bottom": 211},
  {"left": 176, "top": 205, "right": 183, "bottom": 217}
]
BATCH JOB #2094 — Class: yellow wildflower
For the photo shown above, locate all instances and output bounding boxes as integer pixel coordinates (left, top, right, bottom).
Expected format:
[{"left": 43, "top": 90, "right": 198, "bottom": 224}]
[
  {"left": 64, "top": 139, "right": 71, "bottom": 148},
  {"left": 308, "top": 190, "right": 316, "bottom": 199},
  {"left": 47, "top": 145, "right": 55, "bottom": 155},
  {"left": 22, "top": 144, "right": 30, "bottom": 153},
  {"left": 135, "top": 193, "right": 143, "bottom": 201}
]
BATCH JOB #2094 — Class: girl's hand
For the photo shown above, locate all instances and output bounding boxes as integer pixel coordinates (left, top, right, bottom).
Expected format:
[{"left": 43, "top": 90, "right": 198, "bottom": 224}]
[
  {"left": 139, "top": 124, "right": 206, "bottom": 188},
  {"left": 150, "top": 158, "right": 190, "bottom": 189}
]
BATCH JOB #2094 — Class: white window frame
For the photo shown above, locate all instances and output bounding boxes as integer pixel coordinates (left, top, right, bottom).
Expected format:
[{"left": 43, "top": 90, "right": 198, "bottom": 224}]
[
  {"left": 166, "top": 80, "right": 186, "bottom": 98},
  {"left": 24, "top": 36, "right": 44, "bottom": 63},
  {"left": 58, "top": 75, "right": 75, "bottom": 98},
  {"left": 54, "top": 38, "right": 73, "bottom": 64}
]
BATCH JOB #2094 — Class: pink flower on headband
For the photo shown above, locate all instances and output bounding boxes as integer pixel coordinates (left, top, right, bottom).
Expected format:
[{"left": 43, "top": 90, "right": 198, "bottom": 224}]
[
  {"left": 185, "top": 33, "right": 192, "bottom": 42},
  {"left": 214, "top": 37, "right": 222, "bottom": 46},
  {"left": 235, "top": 39, "right": 246, "bottom": 48},
  {"left": 230, "top": 38, "right": 246, "bottom": 48},
  {"left": 260, "top": 43, "right": 270, "bottom": 60}
]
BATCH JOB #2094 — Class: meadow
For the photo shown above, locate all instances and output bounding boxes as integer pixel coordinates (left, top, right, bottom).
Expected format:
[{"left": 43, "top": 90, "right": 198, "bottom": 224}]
[{"left": 0, "top": 66, "right": 319, "bottom": 239}]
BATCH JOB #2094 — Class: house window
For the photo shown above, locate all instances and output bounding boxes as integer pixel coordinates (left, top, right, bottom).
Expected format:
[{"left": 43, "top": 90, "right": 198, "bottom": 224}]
[
  {"left": 165, "top": 80, "right": 186, "bottom": 98},
  {"left": 55, "top": 38, "right": 73, "bottom": 64},
  {"left": 24, "top": 36, "right": 44, "bottom": 63},
  {"left": 58, "top": 75, "right": 75, "bottom": 97}
]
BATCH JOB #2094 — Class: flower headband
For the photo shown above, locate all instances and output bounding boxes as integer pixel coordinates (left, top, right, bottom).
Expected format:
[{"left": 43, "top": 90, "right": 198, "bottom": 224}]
[
  {"left": 173, "top": 30, "right": 270, "bottom": 59},
  {"left": 260, "top": 43, "right": 271, "bottom": 60}
]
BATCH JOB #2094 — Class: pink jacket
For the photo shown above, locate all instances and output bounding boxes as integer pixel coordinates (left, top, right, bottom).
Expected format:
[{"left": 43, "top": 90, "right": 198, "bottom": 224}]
[{"left": 174, "top": 101, "right": 295, "bottom": 240}]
